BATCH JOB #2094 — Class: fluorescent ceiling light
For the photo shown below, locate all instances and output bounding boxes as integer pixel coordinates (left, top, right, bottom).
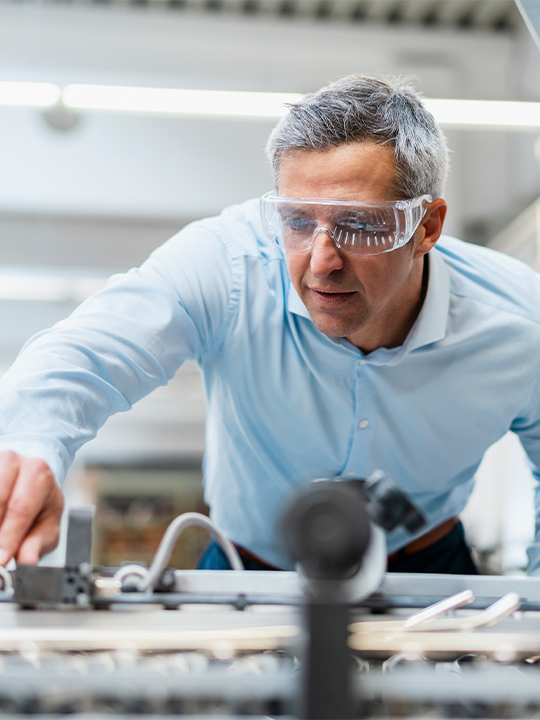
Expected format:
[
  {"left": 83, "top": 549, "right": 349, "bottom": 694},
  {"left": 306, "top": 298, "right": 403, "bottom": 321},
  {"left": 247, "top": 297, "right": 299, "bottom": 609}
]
[
  {"left": 424, "top": 98, "right": 540, "bottom": 129},
  {"left": 1, "top": 81, "right": 540, "bottom": 129},
  {"left": 62, "top": 84, "right": 303, "bottom": 120},
  {"left": 0, "top": 274, "right": 107, "bottom": 302},
  {"left": 0, "top": 81, "right": 61, "bottom": 108}
]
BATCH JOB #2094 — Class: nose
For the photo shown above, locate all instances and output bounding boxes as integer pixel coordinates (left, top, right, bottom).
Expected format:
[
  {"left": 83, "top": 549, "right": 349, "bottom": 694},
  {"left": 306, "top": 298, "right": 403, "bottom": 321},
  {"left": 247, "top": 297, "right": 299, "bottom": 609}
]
[{"left": 309, "top": 228, "right": 344, "bottom": 278}]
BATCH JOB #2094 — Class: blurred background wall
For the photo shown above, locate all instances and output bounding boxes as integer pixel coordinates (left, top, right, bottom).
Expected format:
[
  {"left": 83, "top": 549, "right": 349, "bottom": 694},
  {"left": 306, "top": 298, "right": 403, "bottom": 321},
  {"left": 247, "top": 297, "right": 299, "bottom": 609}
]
[{"left": 0, "top": 0, "right": 539, "bottom": 571}]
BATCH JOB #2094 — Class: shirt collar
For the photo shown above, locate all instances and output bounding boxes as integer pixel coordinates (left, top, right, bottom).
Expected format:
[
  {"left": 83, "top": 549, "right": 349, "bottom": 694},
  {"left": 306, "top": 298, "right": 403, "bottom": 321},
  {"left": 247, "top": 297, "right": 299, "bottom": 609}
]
[
  {"left": 407, "top": 245, "right": 450, "bottom": 352},
  {"left": 287, "top": 281, "right": 312, "bottom": 320},
  {"left": 287, "top": 244, "right": 450, "bottom": 354}
]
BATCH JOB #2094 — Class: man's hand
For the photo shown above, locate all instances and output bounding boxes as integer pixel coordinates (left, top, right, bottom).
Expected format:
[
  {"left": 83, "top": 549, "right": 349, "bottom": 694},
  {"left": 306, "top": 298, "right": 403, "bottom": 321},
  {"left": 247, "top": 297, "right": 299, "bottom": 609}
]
[{"left": 0, "top": 451, "right": 64, "bottom": 565}]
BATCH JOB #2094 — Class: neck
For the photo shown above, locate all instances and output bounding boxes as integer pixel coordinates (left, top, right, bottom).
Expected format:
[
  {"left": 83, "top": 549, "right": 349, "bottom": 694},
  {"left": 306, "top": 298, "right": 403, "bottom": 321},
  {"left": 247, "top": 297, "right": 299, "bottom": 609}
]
[{"left": 347, "top": 255, "right": 429, "bottom": 354}]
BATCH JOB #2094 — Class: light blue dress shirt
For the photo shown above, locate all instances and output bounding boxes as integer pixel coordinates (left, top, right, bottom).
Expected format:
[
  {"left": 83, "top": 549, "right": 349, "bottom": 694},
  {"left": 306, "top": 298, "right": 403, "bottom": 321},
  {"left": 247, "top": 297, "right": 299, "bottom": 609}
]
[{"left": 1, "top": 198, "right": 540, "bottom": 571}]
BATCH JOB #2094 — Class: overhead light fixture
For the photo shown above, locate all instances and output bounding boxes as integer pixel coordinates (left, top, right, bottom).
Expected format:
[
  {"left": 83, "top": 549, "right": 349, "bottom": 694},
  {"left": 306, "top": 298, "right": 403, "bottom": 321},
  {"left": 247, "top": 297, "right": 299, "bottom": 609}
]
[
  {"left": 424, "top": 98, "right": 540, "bottom": 130},
  {"left": 61, "top": 84, "right": 302, "bottom": 120},
  {"left": 0, "top": 81, "right": 61, "bottom": 108},
  {"left": 1, "top": 81, "right": 540, "bottom": 130}
]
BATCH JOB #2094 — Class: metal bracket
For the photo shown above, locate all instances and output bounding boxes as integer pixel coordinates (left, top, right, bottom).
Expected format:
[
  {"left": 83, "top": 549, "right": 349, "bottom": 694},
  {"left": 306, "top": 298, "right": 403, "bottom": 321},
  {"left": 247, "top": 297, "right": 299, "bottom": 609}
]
[{"left": 14, "top": 506, "right": 94, "bottom": 607}]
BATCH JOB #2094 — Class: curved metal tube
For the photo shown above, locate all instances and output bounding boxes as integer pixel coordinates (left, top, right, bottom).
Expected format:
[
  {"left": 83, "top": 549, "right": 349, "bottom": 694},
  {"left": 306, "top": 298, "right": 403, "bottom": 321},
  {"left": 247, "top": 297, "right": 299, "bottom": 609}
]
[{"left": 143, "top": 512, "right": 244, "bottom": 591}]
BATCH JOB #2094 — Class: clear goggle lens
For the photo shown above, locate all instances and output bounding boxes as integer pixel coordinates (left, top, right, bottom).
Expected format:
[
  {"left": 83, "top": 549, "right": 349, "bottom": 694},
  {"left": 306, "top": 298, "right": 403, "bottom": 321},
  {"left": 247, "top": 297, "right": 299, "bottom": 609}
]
[{"left": 260, "top": 193, "right": 431, "bottom": 256}]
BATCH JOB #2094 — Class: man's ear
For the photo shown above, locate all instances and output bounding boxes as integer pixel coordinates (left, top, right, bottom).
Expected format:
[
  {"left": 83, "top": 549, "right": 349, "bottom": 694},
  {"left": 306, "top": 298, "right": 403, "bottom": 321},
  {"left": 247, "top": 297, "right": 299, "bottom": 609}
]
[{"left": 413, "top": 198, "right": 447, "bottom": 259}]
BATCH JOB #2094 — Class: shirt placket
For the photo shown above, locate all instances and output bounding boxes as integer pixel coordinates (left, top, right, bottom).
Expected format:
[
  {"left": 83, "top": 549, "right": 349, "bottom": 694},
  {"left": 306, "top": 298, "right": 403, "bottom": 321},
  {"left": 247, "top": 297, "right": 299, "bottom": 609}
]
[{"left": 342, "top": 358, "right": 374, "bottom": 479}]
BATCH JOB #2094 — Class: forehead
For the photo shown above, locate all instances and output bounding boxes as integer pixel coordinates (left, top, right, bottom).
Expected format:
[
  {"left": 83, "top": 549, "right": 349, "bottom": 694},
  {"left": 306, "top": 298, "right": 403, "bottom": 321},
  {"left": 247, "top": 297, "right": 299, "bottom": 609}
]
[{"left": 277, "top": 141, "right": 398, "bottom": 203}]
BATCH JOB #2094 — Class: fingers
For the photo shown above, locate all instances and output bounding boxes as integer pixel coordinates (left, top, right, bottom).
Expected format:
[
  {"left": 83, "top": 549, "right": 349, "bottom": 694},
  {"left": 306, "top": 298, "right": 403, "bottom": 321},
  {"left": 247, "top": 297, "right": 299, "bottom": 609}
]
[
  {"left": 16, "top": 490, "right": 64, "bottom": 565},
  {"left": 0, "top": 451, "right": 21, "bottom": 525},
  {"left": 16, "top": 535, "right": 42, "bottom": 565},
  {"left": 0, "top": 453, "right": 62, "bottom": 565}
]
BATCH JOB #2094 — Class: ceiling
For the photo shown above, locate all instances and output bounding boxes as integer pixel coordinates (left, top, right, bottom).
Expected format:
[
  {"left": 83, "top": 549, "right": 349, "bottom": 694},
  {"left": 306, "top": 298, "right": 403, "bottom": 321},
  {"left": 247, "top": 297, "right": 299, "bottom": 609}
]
[{"left": 8, "top": 0, "right": 521, "bottom": 32}]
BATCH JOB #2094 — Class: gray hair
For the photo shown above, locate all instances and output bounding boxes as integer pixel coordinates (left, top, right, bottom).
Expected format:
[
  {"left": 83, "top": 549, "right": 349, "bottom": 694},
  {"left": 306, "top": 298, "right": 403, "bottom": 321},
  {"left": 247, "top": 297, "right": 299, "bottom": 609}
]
[{"left": 266, "top": 74, "right": 449, "bottom": 199}]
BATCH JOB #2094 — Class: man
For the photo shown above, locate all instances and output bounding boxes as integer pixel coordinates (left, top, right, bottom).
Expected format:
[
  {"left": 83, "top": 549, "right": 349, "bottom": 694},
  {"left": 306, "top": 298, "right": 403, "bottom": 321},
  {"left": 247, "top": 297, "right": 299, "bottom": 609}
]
[{"left": 0, "top": 75, "right": 539, "bottom": 574}]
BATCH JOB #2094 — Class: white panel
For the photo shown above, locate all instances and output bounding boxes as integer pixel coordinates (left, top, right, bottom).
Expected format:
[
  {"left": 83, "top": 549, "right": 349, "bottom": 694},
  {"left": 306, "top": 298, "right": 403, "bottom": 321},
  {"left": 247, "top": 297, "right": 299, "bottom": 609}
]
[{"left": 462, "top": 432, "right": 535, "bottom": 574}]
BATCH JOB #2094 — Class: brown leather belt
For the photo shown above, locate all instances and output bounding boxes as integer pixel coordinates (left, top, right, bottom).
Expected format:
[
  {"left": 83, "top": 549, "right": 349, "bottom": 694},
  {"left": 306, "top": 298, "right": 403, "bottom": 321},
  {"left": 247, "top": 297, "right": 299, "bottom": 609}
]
[
  {"left": 387, "top": 516, "right": 459, "bottom": 564},
  {"left": 234, "top": 516, "right": 459, "bottom": 570},
  {"left": 234, "top": 543, "right": 282, "bottom": 571}
]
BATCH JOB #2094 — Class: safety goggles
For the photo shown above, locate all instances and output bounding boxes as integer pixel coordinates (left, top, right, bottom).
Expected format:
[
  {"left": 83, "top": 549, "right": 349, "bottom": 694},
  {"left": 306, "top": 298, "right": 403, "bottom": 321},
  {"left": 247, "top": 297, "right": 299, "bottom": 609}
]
[{"left": 260, "top": 192, "right": 432, "bottom": 256}]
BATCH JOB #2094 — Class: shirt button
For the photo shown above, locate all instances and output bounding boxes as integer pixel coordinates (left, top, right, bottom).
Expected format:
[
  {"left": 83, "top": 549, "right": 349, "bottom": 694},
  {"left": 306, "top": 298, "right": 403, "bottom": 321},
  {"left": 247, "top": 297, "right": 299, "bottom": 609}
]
[
  {"left": 359, "top": 419, "right": 369, "bottom": 429},
  {"left": 360, "top": 360, "right": 368, "bottom": 365},
  {"left": 347, "top": 470, "right": 356, "bottom": 476}
]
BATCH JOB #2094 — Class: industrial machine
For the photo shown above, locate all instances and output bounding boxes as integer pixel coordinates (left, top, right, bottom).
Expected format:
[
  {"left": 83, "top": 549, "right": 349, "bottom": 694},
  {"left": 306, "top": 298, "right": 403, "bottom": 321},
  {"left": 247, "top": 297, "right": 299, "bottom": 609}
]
[{"left": 0, "top": 473, "right": 539, "bottom": 719}]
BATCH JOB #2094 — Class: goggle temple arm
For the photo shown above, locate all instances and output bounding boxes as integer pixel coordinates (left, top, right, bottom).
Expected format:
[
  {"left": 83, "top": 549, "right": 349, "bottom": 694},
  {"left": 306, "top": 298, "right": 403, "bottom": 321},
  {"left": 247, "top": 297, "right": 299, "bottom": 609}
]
[{"left": 403, "top": 195, "right": 433, "bottom": 245}]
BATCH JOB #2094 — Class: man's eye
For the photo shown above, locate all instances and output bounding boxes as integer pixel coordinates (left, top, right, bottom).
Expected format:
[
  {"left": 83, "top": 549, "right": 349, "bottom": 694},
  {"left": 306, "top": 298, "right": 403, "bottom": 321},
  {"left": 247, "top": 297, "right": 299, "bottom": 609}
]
[{"left": 284, "top": 218, "right": 315, "bottom": 232}]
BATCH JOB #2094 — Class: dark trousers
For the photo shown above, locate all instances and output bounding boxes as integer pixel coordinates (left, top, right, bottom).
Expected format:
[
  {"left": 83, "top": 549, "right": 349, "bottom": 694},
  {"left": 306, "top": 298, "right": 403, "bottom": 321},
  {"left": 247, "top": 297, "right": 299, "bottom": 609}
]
[
  {"left": 387, "top": 520, "right": 479, "bottom": 574},
  {"left": 197, "top": 520, "right": 479, "bottom": 575}
]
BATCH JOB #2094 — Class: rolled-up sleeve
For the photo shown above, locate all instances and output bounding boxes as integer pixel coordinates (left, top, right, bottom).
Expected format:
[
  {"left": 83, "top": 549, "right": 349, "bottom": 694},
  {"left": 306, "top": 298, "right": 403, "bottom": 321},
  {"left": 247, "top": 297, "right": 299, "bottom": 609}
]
[{"left": 0, "top": 222, "right": 233, "bottom": 485}]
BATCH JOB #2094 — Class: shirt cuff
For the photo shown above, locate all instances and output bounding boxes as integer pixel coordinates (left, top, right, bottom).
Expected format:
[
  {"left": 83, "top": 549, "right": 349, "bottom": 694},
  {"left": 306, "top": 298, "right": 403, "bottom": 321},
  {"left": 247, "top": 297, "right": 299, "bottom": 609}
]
[{"left": 0, "top": 436, "right": 70, "bottom": 487}]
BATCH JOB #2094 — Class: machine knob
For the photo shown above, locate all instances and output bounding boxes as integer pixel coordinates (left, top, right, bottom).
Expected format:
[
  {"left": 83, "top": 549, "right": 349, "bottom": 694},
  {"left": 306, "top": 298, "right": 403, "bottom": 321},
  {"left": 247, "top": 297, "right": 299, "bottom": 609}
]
[{"left": 282, "top": 483, "right": 372, "bottom": 581}]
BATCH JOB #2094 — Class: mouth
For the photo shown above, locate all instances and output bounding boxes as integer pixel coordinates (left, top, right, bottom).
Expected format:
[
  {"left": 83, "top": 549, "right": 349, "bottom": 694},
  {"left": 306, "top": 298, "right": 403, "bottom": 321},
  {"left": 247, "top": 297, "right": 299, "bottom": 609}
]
[
  {"left": 310, "top": 288, "right": 356, "bottom": 306},
  {"left": 313, "top": 288, "right": 354, "bottom": 295}
]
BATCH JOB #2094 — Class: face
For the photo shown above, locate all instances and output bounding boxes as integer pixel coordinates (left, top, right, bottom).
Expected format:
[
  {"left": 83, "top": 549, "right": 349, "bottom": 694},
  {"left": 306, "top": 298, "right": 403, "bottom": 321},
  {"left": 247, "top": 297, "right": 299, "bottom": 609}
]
[{"left": 278, "top": 142, "right": 433, "bottom": 351}]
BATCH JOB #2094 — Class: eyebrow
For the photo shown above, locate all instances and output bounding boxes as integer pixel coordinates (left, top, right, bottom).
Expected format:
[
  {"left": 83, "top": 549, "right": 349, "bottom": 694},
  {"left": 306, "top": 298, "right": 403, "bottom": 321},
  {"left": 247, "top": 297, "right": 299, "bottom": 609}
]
[{"left": 277, "top": 205, "right": 316, "bottom": 217}]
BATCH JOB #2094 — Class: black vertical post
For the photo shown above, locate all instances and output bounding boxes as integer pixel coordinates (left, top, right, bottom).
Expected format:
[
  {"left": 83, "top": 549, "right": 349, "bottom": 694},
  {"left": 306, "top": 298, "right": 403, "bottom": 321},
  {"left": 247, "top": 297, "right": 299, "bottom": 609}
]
[
  {"left": 302, "top": 597, "right": 354, "bottom": 720},
  {"left": 283, "top": 483, "right": 371, "bottom": 720},
  {"left": 283, "top": 475, "right": 426, "bottom": 720}
]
